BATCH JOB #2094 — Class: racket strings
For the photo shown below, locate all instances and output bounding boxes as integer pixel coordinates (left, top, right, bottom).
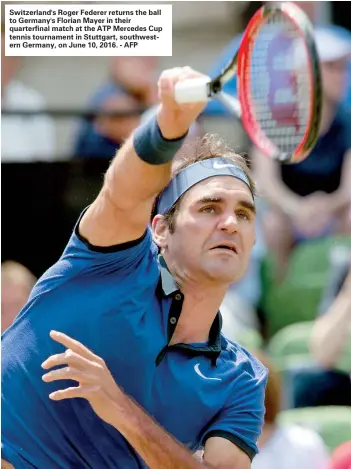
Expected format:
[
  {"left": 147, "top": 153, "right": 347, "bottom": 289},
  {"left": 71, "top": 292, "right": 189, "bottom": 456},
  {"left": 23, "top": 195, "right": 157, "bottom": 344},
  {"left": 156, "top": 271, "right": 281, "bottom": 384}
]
[{"left": 249, "top": 12, "right": 312, "bottom": 154}]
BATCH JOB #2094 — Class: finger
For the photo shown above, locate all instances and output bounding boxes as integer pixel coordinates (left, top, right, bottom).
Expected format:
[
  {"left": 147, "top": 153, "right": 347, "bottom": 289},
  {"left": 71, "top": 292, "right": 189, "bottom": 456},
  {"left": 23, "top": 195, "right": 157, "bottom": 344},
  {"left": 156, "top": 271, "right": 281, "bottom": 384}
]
[
  {"left": 49, "top": 385, "right": 84, "bottom": 401},
  {"left": 42, "top": 366, "right": 94, "bottom": 384},
  {"left": 157, "top": 67, "right": 183, "bottom": 86},
  {"left": 176, "top": 69, "right": 209, "bottom": 107},
  {"left": 158, "top": 67, "right": 199, "bottom": 105},
  {"left": 49, "top": 384, "right": 100, "bottom": 401},
  {"left": 49, "top": 331, "right": 102, "bottom": 363},
  {"left": 41, "top": 349, "right": 97, "bottom": 371},
  {"left": 157, "top": 68, "right": 183, "bottom": 105},
  {"left": 178, "top": 66, "right": 202, "bottom": 82},
  {"left": 157, "top": 67, "right": 183, "bottom": 90}
]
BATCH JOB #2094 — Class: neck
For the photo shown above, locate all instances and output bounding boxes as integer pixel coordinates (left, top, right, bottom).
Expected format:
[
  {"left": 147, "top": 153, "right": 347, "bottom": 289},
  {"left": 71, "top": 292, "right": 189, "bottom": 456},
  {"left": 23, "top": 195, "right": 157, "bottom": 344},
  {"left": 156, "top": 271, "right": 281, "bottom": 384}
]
[
  {"left": 163, "top": 255, "right": 228, "bottom": 344},
  {"left": 171, "top": 285, "right": 226, "bottom": 345}
]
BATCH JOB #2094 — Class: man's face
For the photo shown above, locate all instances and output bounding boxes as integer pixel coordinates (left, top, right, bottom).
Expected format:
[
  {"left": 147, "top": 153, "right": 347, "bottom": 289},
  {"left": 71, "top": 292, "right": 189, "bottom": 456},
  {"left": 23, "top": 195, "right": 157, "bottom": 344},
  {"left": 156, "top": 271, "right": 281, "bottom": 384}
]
[{"left": 153, "top": 176, "right": 256, "bottom": 286}]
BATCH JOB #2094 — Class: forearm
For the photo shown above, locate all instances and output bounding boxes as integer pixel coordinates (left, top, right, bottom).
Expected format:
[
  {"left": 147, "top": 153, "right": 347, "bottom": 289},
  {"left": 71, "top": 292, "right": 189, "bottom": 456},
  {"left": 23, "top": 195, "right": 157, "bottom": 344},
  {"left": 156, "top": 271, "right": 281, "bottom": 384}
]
[
  {"left": 310, "top": 291, "right": 351, "bottom": 367},
  {"left": 109, "top": 389, "right": 214, "bottom": 469},
  {"left": 104, "top": 114, "right": 185, "bottom": 212}
]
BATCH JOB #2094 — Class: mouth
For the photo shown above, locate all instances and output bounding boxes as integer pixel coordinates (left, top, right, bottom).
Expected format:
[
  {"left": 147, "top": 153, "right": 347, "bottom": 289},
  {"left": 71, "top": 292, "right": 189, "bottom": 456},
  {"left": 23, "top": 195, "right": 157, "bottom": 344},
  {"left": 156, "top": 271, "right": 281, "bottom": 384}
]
[{"left": 210, "top": 244, "right": 238, "bottom": 254}]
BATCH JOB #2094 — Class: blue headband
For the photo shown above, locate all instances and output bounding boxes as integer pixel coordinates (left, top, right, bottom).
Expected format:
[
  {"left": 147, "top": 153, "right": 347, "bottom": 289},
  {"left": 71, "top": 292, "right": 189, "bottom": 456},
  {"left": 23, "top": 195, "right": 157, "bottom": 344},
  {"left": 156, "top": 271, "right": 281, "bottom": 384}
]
[{"left": 157, "top": 157, "right": 253, "bottom": 215}]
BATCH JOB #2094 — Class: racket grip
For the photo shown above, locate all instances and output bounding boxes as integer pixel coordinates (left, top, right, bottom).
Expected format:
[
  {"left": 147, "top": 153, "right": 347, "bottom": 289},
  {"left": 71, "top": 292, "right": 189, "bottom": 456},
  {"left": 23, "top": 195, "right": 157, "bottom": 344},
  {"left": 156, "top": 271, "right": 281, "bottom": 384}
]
[{"left": 174, "top": 76, "right": 211, "bottom": 103}]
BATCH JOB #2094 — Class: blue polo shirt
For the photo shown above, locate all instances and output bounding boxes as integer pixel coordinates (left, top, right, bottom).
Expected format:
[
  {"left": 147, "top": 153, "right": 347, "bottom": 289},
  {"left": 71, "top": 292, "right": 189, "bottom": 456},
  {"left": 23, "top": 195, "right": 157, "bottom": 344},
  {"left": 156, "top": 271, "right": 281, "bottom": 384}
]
[{"left": 2, "top": 211, "right": 268, "bottom": 469}]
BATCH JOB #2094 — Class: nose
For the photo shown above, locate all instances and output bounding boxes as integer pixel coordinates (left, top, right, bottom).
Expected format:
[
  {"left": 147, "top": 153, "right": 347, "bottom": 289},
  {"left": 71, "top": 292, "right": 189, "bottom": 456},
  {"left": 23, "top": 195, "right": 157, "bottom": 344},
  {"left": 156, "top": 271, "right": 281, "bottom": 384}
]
[{"left": 218, "top": 213, "right": 238, "bottom": 234}]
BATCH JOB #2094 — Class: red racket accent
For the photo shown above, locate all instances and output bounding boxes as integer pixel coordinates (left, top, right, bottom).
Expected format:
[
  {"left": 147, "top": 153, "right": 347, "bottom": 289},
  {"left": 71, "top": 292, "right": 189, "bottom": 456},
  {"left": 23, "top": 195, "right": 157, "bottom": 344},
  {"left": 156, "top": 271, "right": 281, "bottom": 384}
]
[
  {"left": 238, "top": 7, "right": 278, "bottom": 159},
  {"left": 237, "top": 2, "right": 319, "bottom": 163}
]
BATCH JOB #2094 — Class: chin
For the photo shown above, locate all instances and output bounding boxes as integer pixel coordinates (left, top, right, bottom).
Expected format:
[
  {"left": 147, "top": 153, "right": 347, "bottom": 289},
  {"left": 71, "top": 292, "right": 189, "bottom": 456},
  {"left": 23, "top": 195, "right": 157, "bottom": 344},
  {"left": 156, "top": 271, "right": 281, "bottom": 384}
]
[{"left": 204, "top": 262, "right": 244, "bottom": 284}]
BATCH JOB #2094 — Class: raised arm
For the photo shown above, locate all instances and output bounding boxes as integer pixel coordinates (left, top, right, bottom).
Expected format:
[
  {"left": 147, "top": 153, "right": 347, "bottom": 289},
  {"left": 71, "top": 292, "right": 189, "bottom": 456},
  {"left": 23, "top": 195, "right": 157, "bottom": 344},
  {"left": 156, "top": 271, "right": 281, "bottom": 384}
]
[{"left": 79, "top": 67, "right": 206, "bottom": 247}]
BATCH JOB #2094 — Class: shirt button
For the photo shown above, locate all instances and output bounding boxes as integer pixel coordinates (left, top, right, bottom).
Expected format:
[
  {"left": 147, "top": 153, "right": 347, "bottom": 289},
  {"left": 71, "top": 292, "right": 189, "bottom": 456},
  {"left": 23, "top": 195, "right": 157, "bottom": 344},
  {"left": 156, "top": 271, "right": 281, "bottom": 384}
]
[
  {"left": 170, "top": 317, "right": 177, "bottom": 325},
  {"left": 175, "top": 293, "right": 182, "bottom": 301}
]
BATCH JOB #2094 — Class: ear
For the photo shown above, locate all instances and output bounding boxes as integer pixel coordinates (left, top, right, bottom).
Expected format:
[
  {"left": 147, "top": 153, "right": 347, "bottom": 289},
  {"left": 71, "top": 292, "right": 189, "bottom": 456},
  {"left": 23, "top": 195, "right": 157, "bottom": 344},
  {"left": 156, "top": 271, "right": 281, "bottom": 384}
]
[{"left": 151, "top": 214, "right": 170, "bottom": 249}]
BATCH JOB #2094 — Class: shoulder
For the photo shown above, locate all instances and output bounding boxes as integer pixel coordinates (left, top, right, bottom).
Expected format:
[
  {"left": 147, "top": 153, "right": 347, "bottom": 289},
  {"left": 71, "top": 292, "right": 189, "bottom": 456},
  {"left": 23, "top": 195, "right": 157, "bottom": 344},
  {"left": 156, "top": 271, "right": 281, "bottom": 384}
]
[
  {"left": 222, "top": 336, "right": 268, "bottom": 384},
  {"left": 32, "top": 209, "right": 159, "bottom": 293},
  {"left": 68, "top": 211, "right": 158, "bottom": 274}
]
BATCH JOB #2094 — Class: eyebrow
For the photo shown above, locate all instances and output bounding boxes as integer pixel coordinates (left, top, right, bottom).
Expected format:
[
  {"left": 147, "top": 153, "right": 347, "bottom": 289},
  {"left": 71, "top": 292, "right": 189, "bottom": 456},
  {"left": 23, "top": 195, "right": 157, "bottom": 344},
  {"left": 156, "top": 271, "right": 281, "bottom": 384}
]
[{"left": 196, "top": 196, "right": 256, "bottom": 215}]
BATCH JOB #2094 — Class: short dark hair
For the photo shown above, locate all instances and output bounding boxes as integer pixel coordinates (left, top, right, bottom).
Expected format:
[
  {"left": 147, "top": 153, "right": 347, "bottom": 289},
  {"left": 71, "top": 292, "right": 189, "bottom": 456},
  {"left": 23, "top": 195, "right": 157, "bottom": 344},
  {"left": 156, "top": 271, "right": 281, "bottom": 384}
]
[{"left": 151, "top": 133, "right": 256, "bottom": 233}]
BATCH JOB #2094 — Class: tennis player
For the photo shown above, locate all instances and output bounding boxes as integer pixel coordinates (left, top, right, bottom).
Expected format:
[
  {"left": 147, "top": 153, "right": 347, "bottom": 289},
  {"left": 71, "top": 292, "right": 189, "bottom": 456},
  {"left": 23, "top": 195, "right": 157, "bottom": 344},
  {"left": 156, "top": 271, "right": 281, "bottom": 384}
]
[{"left": 2, "top": 67, "right": 267, "bottom": 469}]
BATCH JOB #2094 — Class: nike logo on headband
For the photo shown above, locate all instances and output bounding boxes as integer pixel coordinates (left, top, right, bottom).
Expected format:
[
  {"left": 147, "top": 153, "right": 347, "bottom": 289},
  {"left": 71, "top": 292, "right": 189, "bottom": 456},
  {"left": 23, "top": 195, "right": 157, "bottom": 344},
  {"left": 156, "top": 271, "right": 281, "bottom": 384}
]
[{"left": 212, "top": 161, "right": 237, "bottom": 170}]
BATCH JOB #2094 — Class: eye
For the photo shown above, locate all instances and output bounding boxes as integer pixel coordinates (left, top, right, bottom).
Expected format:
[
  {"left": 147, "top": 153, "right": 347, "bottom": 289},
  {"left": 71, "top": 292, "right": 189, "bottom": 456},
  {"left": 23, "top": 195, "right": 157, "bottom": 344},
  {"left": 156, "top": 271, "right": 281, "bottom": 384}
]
[
  {"left": 236, "top": 210, "right": 251, "bottom": 221},
  {"left": 200, "top": 205, "right": 216, "bottom": 214}
]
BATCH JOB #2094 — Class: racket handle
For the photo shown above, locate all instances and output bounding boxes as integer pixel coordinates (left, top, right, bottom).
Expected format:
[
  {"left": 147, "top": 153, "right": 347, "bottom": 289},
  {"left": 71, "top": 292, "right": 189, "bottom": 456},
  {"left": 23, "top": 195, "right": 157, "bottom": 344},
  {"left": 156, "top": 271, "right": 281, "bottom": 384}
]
[{"left": 174, "top": 76, "right": 211, "bottom": 103}]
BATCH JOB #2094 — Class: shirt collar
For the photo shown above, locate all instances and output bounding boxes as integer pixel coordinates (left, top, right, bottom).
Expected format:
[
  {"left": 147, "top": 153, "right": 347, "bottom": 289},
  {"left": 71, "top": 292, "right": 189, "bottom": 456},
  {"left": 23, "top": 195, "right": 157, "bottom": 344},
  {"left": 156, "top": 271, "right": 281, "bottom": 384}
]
[{"left": 158, "top": 254, "right": 179, "bottom": 296}]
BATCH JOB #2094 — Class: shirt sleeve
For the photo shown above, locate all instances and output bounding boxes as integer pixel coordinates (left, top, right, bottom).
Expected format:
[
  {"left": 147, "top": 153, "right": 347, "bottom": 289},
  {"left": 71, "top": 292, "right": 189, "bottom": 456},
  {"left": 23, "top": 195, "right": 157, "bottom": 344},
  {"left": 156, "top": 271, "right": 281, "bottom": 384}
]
[
  {"left": 67, "top": 206, "right": 154, "bottom": 271},
  {"left": 30, "top": 206, "right": 155, "bottom": 297},
  {"left": 201, "top": 362, "right": 268, "bottom": 461}
]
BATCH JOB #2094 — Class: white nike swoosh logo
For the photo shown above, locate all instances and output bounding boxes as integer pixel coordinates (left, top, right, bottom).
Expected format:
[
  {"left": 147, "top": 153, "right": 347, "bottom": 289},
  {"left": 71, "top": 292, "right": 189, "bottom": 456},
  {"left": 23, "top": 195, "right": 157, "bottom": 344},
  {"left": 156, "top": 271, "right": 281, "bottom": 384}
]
[
  {"left": 194, "top": 363, "right": 222, "bottom": 381},
  {"left": 212, "top": 162, "right": 236, "bottom": 170}
]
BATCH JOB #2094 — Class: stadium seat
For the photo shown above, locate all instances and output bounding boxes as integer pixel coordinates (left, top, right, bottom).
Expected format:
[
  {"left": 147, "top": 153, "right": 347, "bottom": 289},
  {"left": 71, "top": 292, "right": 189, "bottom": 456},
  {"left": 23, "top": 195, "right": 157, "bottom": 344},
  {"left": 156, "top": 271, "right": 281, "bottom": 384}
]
[
  {"left": 259, "top": 235, "right": 351, "bottom": 339},
  {"left": 278, "top": 406, "right": 351, "bottom": 452},
  {"left": 268, "top": 321, "right": 351, "bottom": 375}
]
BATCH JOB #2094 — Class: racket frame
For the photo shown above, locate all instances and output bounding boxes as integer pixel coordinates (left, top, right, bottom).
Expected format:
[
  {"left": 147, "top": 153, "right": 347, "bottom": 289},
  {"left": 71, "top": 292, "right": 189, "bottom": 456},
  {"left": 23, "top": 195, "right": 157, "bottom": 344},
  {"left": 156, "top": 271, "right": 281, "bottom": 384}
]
[
  {"left": 237, "top": 2, "right": 322, "bottom": 163},
  {"left": 204, "top": 2, "right": 323, "bottom": 163}
]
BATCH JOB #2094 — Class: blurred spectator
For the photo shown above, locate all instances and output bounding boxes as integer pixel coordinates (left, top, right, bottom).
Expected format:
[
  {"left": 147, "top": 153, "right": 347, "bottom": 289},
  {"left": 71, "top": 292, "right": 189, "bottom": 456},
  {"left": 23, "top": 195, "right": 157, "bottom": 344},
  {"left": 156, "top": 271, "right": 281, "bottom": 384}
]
[
  {"left": 1, "top": 32, "right": 56, "bottom": 162},
  {"left": 329, "top": 442, "right": 351, "bottom": 469},
  {"left": 251, "top": 28, "right": 351, "bottom": 281},
  {"left": 292, "top": 256, "right": 351, "bottom": 408},
  {"left": 318, "top": 246, "right": 351, "bottom": 320},
  {"left": 73, "top": 57, "right": 158, "bottom": 159},
  {"left": 1, "top": 261, "right": 36, "bottom": 333},
  {"left": 311, "top": 254, "right": 351, "bottom": 369},
  {"left": 252, "top": 351, "right": 330, "bottom": 469}
]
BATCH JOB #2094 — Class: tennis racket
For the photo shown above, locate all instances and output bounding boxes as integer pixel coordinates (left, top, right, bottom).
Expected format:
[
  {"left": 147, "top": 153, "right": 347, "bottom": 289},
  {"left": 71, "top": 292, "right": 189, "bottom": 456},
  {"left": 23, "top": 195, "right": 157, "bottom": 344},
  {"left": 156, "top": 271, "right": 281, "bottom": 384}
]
[{"left": 174, "top": 2, "right": 322, "bottom": 164}]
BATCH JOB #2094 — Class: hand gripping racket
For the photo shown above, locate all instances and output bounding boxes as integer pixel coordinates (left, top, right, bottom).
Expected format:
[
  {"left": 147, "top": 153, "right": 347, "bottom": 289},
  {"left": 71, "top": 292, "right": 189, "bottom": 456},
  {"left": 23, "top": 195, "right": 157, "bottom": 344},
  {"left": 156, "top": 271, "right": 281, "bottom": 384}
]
[{"left": 175, "top": 2, "right": 323, "bottom": 164}]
